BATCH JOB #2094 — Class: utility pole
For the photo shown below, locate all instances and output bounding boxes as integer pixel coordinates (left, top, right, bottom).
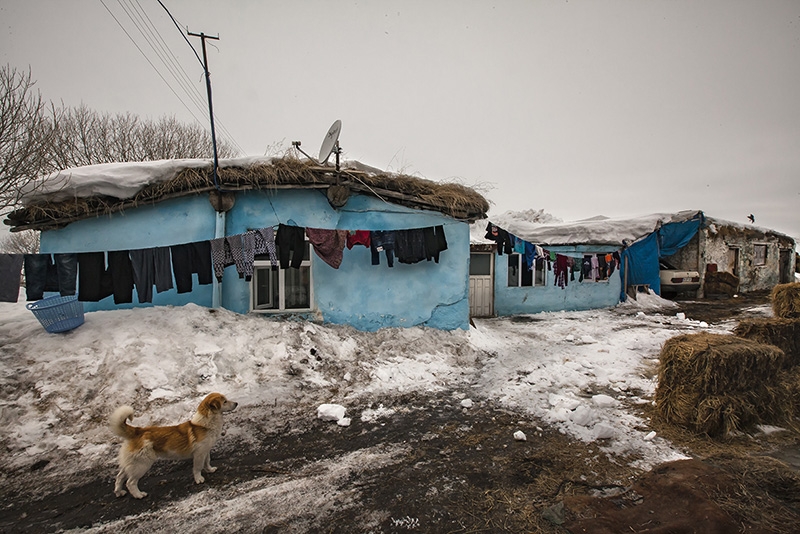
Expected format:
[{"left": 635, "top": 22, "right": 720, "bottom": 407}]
[
  {"left": 188, "top": 30, "right": 226, "bottom": 309},
  {"left": 187, "top": 30, "right": 221, "bottom": 191}
]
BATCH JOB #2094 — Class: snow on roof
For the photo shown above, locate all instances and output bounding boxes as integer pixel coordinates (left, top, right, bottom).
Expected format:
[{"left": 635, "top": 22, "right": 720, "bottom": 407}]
[
  {"left": 19, "top": 156, "right": 275, "bottom": 205},
  {"left": 477, "top": 209, "right": 705, "bottom": 247},
  {"left": 8, "top": 157, "right": 490, "bottom": 231}
]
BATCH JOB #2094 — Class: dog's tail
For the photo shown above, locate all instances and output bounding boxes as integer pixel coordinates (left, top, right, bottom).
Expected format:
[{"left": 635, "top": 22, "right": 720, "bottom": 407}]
[{"left": 110, "top": 406, "right": 137, "bottom": 439}]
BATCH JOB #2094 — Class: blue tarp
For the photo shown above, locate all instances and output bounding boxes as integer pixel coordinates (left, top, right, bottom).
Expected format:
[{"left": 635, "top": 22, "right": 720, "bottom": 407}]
[
  {"left": 620, "top": 232, "right": 662, "bottom": 295},
  {"left": 659, "top": 218, "right": 703, "bottom": 257},
  {"left": 620, "top": 214, "right": 704, "bottom": 298}
]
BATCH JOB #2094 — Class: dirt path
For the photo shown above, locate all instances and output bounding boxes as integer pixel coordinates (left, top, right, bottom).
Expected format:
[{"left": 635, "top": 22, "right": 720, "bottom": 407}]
[{"left": 3, "top": 291, "right": 799, "bottom": 533}]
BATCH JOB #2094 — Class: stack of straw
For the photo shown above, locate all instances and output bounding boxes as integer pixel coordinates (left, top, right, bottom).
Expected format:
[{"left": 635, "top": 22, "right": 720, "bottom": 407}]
[{"left": 655, "top": 333, "right": 791, "bottom": 437}]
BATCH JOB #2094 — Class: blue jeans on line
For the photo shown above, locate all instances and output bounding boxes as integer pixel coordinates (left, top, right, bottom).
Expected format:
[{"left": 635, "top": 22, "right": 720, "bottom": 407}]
[{"left": 24, "top": 253, "right": 77, "bottom": 301}]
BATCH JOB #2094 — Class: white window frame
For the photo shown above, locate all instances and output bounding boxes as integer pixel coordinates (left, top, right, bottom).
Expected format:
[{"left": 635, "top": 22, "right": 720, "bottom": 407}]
[
  {"left": 250, "top": 239, "right": 314, "bottom": 313},
  {"left": 507, "top": 253, "right": 546, "bottom": 287}
]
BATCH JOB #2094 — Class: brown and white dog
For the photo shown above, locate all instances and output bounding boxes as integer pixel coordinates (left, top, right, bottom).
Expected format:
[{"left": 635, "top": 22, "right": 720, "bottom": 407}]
[{"left": 109, "top": 392, "right": 237, "bottom": 499}]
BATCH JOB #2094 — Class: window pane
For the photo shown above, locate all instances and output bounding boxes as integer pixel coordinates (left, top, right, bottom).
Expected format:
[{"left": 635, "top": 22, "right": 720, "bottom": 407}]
[
  {"left": 285, "top": 266, "right": 311, "bottom": 309},
  {"left": 521, "top": 262, "right": 533, "bottom": 286},
  {"left": 267, "top": 238, "right": 310, "bottom": 263},
  {"left": 535, "top": 258, "right": 546, "bottom": 286},
  {"left": 470, "top": 254, "right": 491, "bottom": 275},
  {"left": 507, "top": 254, "right": 520, "bottom": 287},
  {"left": 254, "top": 267, "right": 279, "bottom": 310},
  {"left": 754, "top": 245, "right": 767, "bottom": 266}
]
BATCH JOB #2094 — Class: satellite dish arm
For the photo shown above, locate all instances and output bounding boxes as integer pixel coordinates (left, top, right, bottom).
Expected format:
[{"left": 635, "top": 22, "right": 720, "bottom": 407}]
[{"left": 291, "top": 141, "right": 318, "bottom": 164}]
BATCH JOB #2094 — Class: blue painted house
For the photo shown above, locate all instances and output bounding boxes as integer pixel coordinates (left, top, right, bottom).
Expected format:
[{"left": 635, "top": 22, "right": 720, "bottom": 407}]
[
  {"left": 6, "top": 157, "right": 489, "bottom": 331},
  {"left": 469, "top": 210, "right": 710, "bottom": 317}
]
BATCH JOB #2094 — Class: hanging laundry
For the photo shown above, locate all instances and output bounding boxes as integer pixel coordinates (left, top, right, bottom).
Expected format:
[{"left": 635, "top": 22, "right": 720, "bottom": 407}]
[
  {"left": 210, "top": 237, "right": 234, "bottom": 282},
  {"left": 129, "top": 247, "right": 173, "bottom": 304},
  {"left": 590, "top": 255, "right": 600, "bottom": 281},
  {"left": 77, "top": 252, "right": 113, "bottom": 302},
  {"left": 306, "top": 228, "right": 348, "bottom": 269},
  {"left": 597, "top": 254, "right": 608, "bottom": 280},
  {"left": 424, "top": 226, "right": 448, "bottom": 263},
  {"left": 276, "top": 224, "right": 305, "bottom": 269},
  {"left": 582, "top": 256, "right": 592, "bottom": 281},
  {"left": 226, "top": 234, "right": 248, "bottom": 280},
  {"left": 0, "top": 254, "right": 23, "bottom": 302},
  {"left": 240, "top": 231, "right": 256, "bottom": 281},
  {"left": 171, "top": 241, "right": 213, "bottom": 294},
  {"left": 535, "top": 256, "right": 546, "bottom": 278},
  {"left": 511, "top": 235, "right": 526, "bottom": 255},
  {"left": 224, "top": 233, "right": 256, "bottom": 281},
  {"left": 108, "top": 250, "right": 135, "bottom": 304},
  {"left": 609, "top": 251, "right": 621, "bottom": 276},
  {"left": 153, "top": 247, "right": 173, "bottom": 293},
  {"left": 396, "top": 228, "right": 427, "bottom": 264},
  {"left": 24, "top": 253, "right": 77, "bottom": 301},
  {"left": 484, "top": 222, "right": 513, "bottom": 255},
  {"left": 524, "top": 242, "right": 536, "bottom": 271},
  {"left": 554, "top": 254, "right": 569, "bottom": 289},
  {"left": 370, "top": 230, "right": 395, "bottom": 268},
  {"left": 346, "top": 230, "right": 371, "bottom": 250},
  {"left": 253, "top": 228, "right": 278, "bottom": 267},
  {"left": 24, "top": 254, "right": 54, "bottom": 301}
]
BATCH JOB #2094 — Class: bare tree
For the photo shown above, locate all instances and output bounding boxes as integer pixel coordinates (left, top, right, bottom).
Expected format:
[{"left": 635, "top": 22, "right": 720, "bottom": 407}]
[
  {"left": 0, "top": 229, "right": 39, "bottom": 254},
  {"left": 2, "top": 67, "right": 240, "bottom": 218},
  {"left": 0, "top": 65, "right": 58, "bottom": 212},
  {"left": 47, "top": 104, "right": 238, "bottom": 166}
]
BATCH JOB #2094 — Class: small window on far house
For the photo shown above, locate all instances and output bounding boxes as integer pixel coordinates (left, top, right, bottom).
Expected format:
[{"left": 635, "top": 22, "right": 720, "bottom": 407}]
[
  {"left": 754, "top": 244, "right": 767, "bottom": 266},
  {"left": 469, "top": 253, "right": 492, "bottom": 276},
  {"left": 507, "top": 254, "right": 544, "bottom": 287}
]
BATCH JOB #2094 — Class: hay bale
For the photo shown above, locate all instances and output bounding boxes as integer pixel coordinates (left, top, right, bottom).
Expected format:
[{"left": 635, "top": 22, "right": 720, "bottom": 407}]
[
  {"left": 734, "top": 317, "right": 800, "bottom": 368},
  {"left": 779, "top": 368, "right": 800, "bottom": 416},
  {"left": 655, "top": 333, "right": 791, "bottom": 437},
  {"left": 772, "top": 282, "right": 800, "bottom": 319}
]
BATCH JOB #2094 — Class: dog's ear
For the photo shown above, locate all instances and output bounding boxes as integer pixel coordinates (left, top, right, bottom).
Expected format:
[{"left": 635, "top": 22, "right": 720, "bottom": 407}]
[
  {"left": 199, "top": 393, "right": 224, "bottom": 415},
  {"left": 208, "top": 396, "right": 223, "bottom": 412}
]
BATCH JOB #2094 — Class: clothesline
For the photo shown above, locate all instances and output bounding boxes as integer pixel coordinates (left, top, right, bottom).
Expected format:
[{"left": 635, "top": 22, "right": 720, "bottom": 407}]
[
  {"left": 0, "top": 223, "right": 448, "bottom": 304},
  {"left": 484, "top": 222, "right": 622, "bottom": 288}
]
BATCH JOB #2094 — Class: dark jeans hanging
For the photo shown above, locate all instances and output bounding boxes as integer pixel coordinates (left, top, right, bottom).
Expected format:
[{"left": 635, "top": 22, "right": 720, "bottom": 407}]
[{"left": 24, "top": 253, "right": 77, "bottom": 301}]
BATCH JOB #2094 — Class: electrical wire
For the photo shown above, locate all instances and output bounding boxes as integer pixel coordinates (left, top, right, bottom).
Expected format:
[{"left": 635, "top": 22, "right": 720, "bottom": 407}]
[
  {"left": 99, "top": 0, "right": 246, "bottom": 155},
  {"left": 154, "top": 0, "right": 245, "bottom": 154},
  {"left": 99, "top": 0, "right": 207, "bottom": 129},
  {"left": 122, "top": 0, "right": 245, "bottom": 154}
]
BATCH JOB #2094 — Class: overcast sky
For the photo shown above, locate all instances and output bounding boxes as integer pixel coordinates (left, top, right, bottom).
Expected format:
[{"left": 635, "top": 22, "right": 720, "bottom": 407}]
[{"left": 2, "top": 0, "right": 799, "bottom": 239}]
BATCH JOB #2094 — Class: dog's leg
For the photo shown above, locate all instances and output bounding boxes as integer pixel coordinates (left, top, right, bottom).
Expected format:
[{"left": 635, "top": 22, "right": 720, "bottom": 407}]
[
  {"left": 193, "top": 453, "right": 207, "bottom": 484},
  {"left": 114, "top": 467, "right": 127, "bottom": 497},
  {"left": 125, "top": 459, "right": 154, "bottom": 499},
  {"left": 203, "top": 451, "right": 217, "bottom": 473}
]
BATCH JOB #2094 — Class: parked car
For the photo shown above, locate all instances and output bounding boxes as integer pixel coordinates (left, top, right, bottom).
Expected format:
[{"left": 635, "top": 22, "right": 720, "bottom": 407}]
[{"left": 659, "top": 260, "right": 701, "bottom": 296}]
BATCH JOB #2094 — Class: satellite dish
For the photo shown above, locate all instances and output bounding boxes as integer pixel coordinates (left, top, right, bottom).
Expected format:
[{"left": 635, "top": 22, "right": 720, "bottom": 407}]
[{"left": 318, "top": 120, "right": 342, "bottom": 165}]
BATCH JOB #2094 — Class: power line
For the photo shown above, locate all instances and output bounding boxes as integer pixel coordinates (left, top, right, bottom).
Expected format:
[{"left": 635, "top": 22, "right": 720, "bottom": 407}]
[
  {"left": 117, "top": 0, "right": 206, "bottom": 113},
  {"left": 99, "top": 0, "right": 246, "bottom": 155},
  {"left": 155, "top": 0, "right": 245, "bottom": 154},
  {"left": 119, "top": 0, "right": 244, "bottom": 154},
  {"left": 98, "top": 0, "right": 206, "bottom": 128}
]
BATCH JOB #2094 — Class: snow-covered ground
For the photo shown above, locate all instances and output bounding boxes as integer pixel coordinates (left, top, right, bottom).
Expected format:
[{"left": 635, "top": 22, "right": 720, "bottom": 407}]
[{"left": 0, "top": 291, "right": 772, "bottom": 531}]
